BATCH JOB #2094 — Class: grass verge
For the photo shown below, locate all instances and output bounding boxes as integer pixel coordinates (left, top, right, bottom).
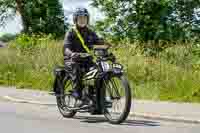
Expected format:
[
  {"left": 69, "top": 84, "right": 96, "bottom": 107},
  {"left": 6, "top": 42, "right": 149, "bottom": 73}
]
[{"left": 0, "top": 38, "right": 200, "bottom": 103}]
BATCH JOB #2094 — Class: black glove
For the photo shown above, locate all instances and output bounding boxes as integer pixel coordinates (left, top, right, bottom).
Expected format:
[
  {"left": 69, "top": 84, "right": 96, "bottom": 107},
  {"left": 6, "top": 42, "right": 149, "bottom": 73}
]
[
  {"left": 71, "top": 52, "right": 81, "bottom": 62},
  {"left": 71, "top": 52, "right": 80, "bottom": 59}
]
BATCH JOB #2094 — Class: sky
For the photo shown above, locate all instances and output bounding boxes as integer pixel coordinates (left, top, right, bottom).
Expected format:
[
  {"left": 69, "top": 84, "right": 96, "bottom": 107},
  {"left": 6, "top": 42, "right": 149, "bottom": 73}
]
[
  {"left": 0, "top": 0, "right": 103, "bottom": 34},
  {"left": 0, "top": 15, "right": 23, "bottom": 34}
]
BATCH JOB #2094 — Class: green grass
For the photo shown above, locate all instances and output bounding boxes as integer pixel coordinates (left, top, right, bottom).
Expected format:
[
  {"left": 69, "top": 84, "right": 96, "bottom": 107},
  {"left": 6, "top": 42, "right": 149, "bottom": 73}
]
[
  {"left": 0, "top": 37, "right": 200, "bottom": 103},
  {"left": 0, "top": 38, "right": 63, "bottom": 90},
  {"left": 112, "top": 43, "right": 200, "bottom": 102}
]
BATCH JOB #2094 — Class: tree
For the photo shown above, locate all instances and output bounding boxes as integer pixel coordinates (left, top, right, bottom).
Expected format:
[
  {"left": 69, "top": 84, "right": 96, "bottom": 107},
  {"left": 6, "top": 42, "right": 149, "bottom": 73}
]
[
  {"left": 0, "top": 0, "right": 67, "bottom": 37},
  {"left": 0, "top": 0, "right": 33, "bottom": 32},
  {"left": 91, "top": 0, "right": 200, "bottom": 42},
  {"left": 0, "top": 0, "right": 15, "bottom": 26},
  {"left": 15, "top": 0, "right": 29, "bottom": 32},
  {"left": 45, "top": 0, "right": 66, "bottom": 37}
]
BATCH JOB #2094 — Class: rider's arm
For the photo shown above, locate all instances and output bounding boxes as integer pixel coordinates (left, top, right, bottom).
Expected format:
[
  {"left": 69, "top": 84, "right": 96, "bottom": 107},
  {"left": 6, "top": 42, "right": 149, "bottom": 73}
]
[
  {"left": 91, "top": 31, "right": 104, "bottom": 45},
  {"left": 63, "top": 30, "right": 74, "bottom": 57},
  {"left": 63, "top": 30, "right": 81, "bottom": 59},
  {"left": 91, "top": 31, "right": 111, "bottom": 48}
]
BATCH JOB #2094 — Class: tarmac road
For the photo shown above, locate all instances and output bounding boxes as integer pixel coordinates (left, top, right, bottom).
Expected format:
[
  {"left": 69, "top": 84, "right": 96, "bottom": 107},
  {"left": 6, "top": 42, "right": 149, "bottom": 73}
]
[{"left": 0, "top": 97, "right": 199, "bottom": 133}]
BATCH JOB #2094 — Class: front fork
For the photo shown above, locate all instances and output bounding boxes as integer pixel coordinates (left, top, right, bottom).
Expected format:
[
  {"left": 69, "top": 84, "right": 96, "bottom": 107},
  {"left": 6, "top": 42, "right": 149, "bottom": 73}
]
[
  {"left": 95, "top": 71, "right": 123, "bottom": 114},
  {"left": 94, "top": 74, "right": 110, "bottom": 114}
]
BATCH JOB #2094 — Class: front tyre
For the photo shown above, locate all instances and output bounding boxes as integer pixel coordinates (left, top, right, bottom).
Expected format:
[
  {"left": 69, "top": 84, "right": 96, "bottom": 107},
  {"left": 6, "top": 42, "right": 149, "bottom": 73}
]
[
  {"left": 104, "top": 75, "right": 132, "bottom": 124},
  {"left": 56, "top": 77, "right": 77, "bottom": 118}
]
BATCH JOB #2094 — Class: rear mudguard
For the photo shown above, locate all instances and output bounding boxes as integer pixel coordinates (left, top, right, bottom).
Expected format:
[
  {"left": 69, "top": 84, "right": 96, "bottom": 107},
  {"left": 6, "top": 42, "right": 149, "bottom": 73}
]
[
  {"left": 53, "top": 66, "right": 67, "bottom": 94},
  {"left": 53, "top": 76, "right": 60, "bottom": 94}
]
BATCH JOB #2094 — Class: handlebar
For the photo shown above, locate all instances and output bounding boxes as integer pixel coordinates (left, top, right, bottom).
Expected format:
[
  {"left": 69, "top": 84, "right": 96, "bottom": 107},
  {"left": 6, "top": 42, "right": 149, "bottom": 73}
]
[{"left": 78, "top": 53, "right": 91, "bottom": 58}]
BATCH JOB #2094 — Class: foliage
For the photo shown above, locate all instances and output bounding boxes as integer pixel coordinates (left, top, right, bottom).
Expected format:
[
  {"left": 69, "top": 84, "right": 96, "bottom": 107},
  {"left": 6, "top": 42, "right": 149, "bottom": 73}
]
[
  {"left": 0, "top": 33, "right": 16, "bottom": 42},
  {"left": 112, "top": 42, "right": 200, "bottom": 102},
  {"left": 1, "top": 38, "right": 200, "bottom": 102},
  {"left": 23, "top": 0, "right": 66, "bottom": 37},
  {"left": 9, "top": 34, "right": 54, "bottom": 50},
  {"left": 91, "top": 0, "right": 200, "bottom": 42},
  {"left": 0, "top": 37, "right": 63, "bottom": 89},
  {"left": 0, "top": 0, "right": 67, "bottom": 37},
  {"left": 0, "top": 0, "right": 15, "bottom": 26}
]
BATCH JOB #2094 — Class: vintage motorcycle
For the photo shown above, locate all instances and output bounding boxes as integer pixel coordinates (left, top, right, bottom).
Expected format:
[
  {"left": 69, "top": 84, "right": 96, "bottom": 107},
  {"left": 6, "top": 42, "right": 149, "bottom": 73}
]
[{"left": 52, "top": 46, "right": 132, "bottom": 124}]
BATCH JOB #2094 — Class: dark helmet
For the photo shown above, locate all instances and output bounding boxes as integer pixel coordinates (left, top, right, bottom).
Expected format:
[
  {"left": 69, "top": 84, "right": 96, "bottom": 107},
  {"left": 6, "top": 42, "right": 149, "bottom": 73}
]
[{"left": 73, "top": 7, "right": 90, "bottom": 24}]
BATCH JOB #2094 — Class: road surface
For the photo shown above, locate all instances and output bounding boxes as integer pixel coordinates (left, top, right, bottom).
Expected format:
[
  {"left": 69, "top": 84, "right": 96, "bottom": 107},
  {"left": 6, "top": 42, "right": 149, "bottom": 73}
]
[{"left": 0, "top": 97, "right": 199, "bottom": 133}]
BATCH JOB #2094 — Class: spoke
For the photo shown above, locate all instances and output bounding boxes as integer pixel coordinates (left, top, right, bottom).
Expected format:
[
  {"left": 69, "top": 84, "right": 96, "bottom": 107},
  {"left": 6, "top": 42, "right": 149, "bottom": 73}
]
[
  {"left": 62, "top": 79, "right": 74, "bottom": 108},
  {"left": 67, "top": 96, "right": 70, "bottom": 106},
  {"left": 111, "top": 79, "right": 121, "bottom": 98},
  {"left": 64, "top": 81, "right": 72, "bottom": 91},
  {"left": 105, "top": 77, "right": 126, "bottom": 119},
  {"left": 107, "top": 85, "right": 114, "bottom": 99}
]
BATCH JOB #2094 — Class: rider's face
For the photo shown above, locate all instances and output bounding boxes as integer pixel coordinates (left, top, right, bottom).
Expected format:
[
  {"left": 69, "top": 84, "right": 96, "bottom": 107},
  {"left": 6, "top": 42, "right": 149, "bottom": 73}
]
[{"left": 77, "top": 16, "right": 88, "bottom": 27}]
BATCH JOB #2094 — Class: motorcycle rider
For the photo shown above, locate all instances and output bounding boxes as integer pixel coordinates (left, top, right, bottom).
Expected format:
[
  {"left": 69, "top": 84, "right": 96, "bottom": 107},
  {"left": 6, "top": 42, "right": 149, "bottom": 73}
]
[{"left": 63, "top": 7, "right": 109, "bottom": 100}]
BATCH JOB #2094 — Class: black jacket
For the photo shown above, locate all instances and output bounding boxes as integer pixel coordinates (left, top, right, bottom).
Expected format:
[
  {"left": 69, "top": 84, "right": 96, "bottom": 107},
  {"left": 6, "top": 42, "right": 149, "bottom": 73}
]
[{"left": 63, "top": 27, "right": 103, "bottom": 56}]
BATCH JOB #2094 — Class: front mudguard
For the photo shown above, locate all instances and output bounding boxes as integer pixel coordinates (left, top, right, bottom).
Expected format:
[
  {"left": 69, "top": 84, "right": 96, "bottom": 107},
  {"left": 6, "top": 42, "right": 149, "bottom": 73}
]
[
  {"left": 94, "top": 72, "right": 112, "bottom": 114},
  {"left": 93, "top": 78, "right": 105, "bottom": 114}
]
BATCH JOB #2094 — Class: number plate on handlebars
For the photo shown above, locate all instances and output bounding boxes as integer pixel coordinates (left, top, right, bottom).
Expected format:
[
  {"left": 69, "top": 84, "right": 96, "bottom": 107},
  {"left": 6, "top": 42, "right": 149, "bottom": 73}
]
[{"left": 112, "top": 63, "right": 123, "bottom": 69}]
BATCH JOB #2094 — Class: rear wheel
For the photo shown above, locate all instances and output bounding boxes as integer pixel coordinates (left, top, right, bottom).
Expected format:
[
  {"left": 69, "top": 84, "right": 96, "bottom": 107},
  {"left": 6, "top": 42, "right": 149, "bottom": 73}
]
[
  {"left": 56, "top": 77, "right": 77, "bottom": 118},
  {"left": 104, "top": 75, "right": 132, "bottom": 124}
]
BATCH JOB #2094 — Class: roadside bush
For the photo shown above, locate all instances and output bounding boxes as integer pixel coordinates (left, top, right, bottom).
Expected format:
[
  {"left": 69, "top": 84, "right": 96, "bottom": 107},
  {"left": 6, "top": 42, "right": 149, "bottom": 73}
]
[
  {"left": 0, "top": 37, "right": 200, "bottom": 103},
  {"left": 0, "top": 33, "right": 16, "bottom": 42}
]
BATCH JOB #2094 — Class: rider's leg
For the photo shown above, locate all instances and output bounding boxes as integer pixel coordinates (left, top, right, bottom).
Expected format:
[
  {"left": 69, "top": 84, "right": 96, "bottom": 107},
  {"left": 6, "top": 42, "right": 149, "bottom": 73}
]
[{"left": 71, "top": 63, "right": 83, "bottom": 99}]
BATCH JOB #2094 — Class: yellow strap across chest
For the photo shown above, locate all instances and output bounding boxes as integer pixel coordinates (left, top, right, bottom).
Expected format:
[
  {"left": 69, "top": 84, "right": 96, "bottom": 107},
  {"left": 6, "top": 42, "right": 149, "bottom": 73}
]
[
  {"left": 73, "top": 27, "right": 91, "bottom": 53},
  {"left": 73, "top": 27, "right": 96, "bottom": 61}
]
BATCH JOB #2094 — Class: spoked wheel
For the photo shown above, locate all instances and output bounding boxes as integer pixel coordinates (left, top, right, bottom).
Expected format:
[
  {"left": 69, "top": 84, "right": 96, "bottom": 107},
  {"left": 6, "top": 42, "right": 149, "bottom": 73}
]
[
  {"left": 104, "top": 75, "right": 132, "bottom": 124},
  {"left": 56, "top": 77, "right": 77, "bottom": 118}
]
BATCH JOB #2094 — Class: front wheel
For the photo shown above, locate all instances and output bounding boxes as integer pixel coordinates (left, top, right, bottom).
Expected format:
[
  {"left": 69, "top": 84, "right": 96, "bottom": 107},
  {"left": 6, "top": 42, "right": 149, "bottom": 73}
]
[
  {"left": 56, "top": 77, "right": 77, "bottom": 118},
  {"left": 103, "top": 75, "right": 132, "bottom": 124}
]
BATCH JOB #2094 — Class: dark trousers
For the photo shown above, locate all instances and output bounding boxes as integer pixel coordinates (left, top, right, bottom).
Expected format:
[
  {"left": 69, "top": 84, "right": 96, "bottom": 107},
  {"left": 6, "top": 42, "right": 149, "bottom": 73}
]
[
  {"left": 71, "top": 63, "right": 83, "bottom": 92},
  {"left": 65, "top": 57, "right": 94, "bottom": 93}
]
